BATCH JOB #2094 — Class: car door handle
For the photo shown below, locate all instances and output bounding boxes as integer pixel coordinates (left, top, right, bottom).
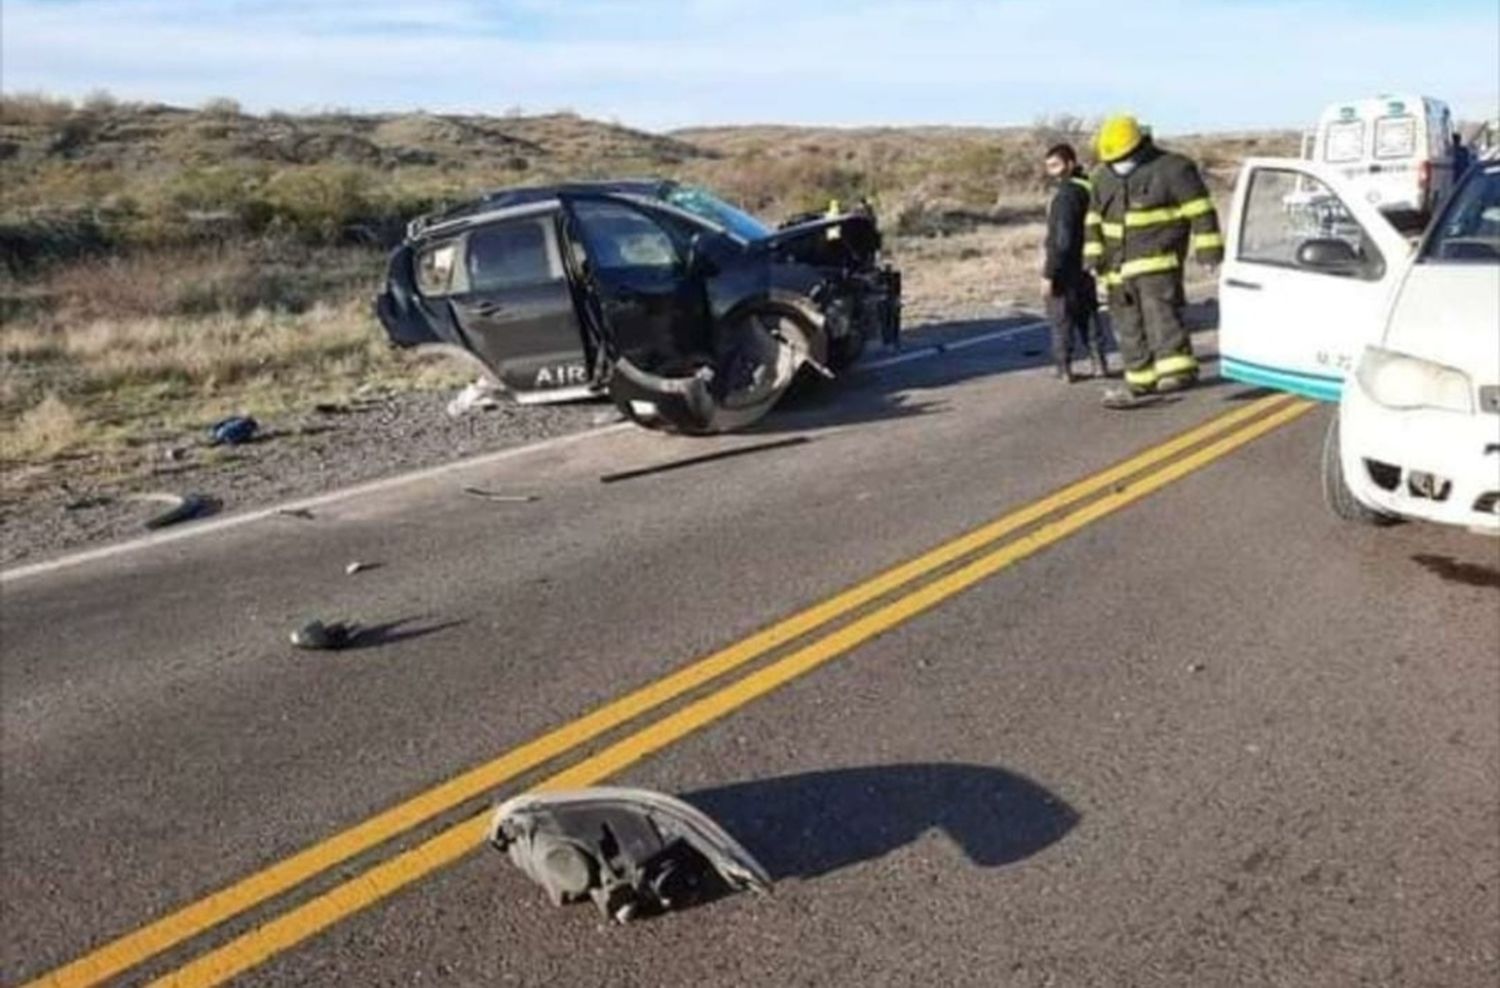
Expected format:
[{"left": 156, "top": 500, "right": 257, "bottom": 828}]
[
  {"left": 1224, "top": 278, "right": 1262, "bottom": 291},
  {"left": 472, "top": 301, "right": 507, "bottom": 316}
]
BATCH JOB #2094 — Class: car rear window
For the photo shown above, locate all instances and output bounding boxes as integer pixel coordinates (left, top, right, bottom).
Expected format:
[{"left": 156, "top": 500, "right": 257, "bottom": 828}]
[
  {"left": 1374, "top": 115, "right": 1417, "bottom": 159},
  {"left": 465, "top": 219, "right": 558, "bottom": 291},
  {"left": 1324, "top": 120, "right": 1365, "bottom": 163}
]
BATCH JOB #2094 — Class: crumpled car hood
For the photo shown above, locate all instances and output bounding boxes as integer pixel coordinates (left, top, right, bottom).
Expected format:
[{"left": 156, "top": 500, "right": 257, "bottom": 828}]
[{"left": 757, "top": 213, "right": 882, "bottom": 264}]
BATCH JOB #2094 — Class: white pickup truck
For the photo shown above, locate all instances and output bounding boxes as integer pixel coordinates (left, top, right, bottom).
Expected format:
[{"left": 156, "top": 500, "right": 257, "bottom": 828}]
[{"left": 1218, "top": 156, "right": 1500, "bottom": 534}]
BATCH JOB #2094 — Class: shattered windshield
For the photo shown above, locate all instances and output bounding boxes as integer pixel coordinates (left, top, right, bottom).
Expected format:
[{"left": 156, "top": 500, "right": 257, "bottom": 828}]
[{"left": 664, "top": 185, "right": 771, "bottom": 242}]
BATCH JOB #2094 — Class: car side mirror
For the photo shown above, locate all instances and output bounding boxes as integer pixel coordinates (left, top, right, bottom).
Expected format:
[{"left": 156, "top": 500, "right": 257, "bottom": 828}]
[{"left": 1296, "top": 237, "right": 1364, "bottom": 274}]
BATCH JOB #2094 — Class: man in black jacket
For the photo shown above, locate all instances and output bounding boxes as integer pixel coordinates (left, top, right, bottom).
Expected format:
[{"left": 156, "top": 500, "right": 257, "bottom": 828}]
[{"left": 1041, "top": 143, "right": 1108, "bottom": 382}]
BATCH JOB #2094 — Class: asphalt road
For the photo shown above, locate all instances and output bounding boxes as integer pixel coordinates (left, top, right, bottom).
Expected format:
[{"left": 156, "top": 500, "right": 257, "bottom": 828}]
[{"left": 3, "top": 320, "right": 1497, "bottom": 987}]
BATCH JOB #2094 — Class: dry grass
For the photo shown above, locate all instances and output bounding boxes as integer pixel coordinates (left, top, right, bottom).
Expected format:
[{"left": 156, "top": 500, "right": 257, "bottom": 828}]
[
  {"left": 4, "top": 393, "right": 81, "bottom": 460},
  {"left": 0, "top": 284, "right": 467, "bottom": 483}
]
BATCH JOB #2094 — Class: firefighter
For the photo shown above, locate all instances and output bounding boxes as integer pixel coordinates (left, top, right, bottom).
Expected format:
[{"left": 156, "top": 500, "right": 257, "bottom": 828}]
[
  {"left": 1084, "top": 115, "right": 1224, "bottom": 402},
  {"left": 1041, "top": 142, "right": 1108, "bottom": 382}
]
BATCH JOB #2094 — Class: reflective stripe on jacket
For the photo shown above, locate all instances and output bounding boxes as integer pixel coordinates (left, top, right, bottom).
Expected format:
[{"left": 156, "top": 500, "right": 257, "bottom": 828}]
[{"left": 1084, "top": 142, "right": 1224, "bottom": 283}]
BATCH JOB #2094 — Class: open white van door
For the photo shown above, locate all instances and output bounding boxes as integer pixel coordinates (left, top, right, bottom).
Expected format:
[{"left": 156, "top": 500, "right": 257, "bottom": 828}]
[{"left": 1219, "top": 157, "right": 1412, "bottom": 400}]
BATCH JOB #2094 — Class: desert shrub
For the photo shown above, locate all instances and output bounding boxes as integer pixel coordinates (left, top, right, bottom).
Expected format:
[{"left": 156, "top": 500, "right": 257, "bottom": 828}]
[
  {"left": 704, "top": 153, "right": 872, "bottom": 219},
  {"left": 201, "top": 96, "right": 243, "bottom": 118},
  {"left": 0, "top": 93, "right": 74, "bottom": 126},
  {"left": 4, "top": 392, "right": 81, "bottom": 459},
  {"left": 260, "top": 166, "right": 373, "bottom": 243},
  {"left": 0, "top": 214, "right": 115, "bottom": 273},
  {"left": 81, "top": 89, "right": 120, "bottom": 115}
]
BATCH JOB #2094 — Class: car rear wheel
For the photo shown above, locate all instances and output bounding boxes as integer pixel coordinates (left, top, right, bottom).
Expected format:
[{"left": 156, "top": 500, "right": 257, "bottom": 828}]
[{"left": 1321, "top": 414, "right": 1400, "bottom": 526}]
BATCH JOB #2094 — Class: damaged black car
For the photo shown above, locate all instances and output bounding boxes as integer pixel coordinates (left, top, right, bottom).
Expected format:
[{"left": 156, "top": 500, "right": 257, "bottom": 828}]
[{"left": 375, "top": 180, "right": 901, "bottom": 433}]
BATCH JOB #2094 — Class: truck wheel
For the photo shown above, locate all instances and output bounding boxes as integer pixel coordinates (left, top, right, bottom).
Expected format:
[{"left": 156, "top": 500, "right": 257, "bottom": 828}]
[{"left": 1321, "top": 414, "right": 1399, "bottom": 526}]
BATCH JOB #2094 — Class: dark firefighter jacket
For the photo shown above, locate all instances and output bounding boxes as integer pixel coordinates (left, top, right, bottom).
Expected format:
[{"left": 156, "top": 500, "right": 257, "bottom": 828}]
[
  {"left": 1083, "top": 141, "right": 1224, "bottom": 287},
  {"left": 1043, "top": 169, "right": 1093, "bottom": 285}
]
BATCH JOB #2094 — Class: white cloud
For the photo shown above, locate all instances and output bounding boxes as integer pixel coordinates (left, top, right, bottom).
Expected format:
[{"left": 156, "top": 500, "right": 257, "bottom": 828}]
[{"left": 2, "top": 0, "right": 1495, "bottom": 130}]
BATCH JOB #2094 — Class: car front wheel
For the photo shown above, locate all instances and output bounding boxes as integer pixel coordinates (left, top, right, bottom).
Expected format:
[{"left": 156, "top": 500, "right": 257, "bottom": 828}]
[{"left": 1321, "top": 414, "right": 1400, "bottom": 526}]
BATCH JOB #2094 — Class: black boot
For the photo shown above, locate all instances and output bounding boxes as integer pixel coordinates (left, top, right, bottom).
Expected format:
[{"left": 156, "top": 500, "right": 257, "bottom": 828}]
[{"left": 1089, "top": 348, "right": 1108, "bottom": 379}]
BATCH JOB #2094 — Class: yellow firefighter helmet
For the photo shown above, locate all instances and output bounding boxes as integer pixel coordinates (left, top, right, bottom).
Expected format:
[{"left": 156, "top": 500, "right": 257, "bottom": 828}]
[{"left": 1096, "top": 115, "right": 1145, "bottom": 163}]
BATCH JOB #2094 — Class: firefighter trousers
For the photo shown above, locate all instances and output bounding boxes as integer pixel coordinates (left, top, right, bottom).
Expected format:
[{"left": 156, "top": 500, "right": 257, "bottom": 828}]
[{"left": 1107, "top": 271, "right": 1194, "bottom": 391}]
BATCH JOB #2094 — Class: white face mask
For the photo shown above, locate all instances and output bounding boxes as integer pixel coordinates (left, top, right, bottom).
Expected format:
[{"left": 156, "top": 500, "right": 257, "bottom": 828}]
[{"left": 1110, "top": 159, "right": 1138, "bottom": 177}]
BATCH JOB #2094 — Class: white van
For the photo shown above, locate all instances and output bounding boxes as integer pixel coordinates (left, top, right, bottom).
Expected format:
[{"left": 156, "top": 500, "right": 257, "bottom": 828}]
[{"left": 1306, "top": 95, "right": 1458, "bottom": 225}]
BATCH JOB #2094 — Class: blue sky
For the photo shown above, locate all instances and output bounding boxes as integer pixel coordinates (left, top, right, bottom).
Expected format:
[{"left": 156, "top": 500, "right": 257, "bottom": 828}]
[{"left": 3, "top": 0, "right": 1496, "bottom": 133}]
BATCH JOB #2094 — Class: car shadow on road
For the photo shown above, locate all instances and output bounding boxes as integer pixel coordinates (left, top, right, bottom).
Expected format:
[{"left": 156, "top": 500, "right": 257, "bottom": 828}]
[
  {"left": 681, "top": 762, "right": 1078, "bottom": 882},
  {"left": 1411, "top": 554, "right": 1500, "bottom": 590},
  {"left": 749, "top": 301, "right": 1244, "bottom": 434}
]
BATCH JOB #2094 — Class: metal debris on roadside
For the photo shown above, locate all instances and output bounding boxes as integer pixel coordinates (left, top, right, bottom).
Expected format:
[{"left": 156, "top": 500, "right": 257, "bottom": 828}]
[
  {"left": 599, "top": 436, "right": 811, "bottom": 484},
  {"left": 208, "top": 415, "right": 259, "bottom": 446},
  {"left": 289, "top": 620, "right": 353, "bottom": 650},
  {"left": 345, "top": 561, "right": 374, "bottom": 576},
  {"left": 276, "top": 507, "right": 316, "bottom": 520},
  {"left": 489, "top": 787, "right": 771, "bottom": 923},
  {"left": 129, "top": 492, "right": 216, "bottom": 530},
  {"left": 462, "top": 487, "right": 539, "bottom": 503},
  {"left": 63, "top": 494, "right": 113, "bottom": 512}
]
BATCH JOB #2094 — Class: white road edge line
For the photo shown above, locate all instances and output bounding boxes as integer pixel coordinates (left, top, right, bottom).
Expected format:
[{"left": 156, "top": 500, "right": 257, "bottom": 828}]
[
  {"left": 1, "top": 321, "right": 1047, "bottom": 584},
  {"left": 1, "top": 424, "right": 633, "bottom": 585},
  {"left": 860, "top": 319, "right": 1046, "bottom": 371}
]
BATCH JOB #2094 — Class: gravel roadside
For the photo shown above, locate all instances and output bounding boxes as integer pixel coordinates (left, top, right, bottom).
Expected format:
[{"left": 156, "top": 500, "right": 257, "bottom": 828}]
[{"left": 0, "top": 391, "right": 611, "bottom": 568}]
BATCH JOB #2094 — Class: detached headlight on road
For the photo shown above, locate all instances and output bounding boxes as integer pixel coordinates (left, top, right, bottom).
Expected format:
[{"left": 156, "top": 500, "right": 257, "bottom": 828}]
[{"left": 1354, "top": 347, "right": 1474, "bottom": 413}]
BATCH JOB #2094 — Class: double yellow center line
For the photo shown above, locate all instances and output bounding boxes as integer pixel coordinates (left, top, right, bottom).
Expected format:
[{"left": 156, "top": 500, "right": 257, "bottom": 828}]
[{"left": 25, "top": 393, "right": 1311, "bottom": 988}]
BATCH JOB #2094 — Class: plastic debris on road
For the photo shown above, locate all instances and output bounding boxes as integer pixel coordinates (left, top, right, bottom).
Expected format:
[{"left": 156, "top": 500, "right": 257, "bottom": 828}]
[
  {"left": 128, "top": 492, "right": 216, "bottom": 530},
  {"left": 209, "top": 416, "right": 259, "bottom": 446},
  {"left": 462, "top": 487, "right": 538, "bottom": 503},
  {"left": 289, "top": 620, "right": 353, "bottom": 650},
  {"left": 446, "top": 379, "right": 502, "bottom": 417},
  {"left": 489, "top": 786, "right": 771, "bottom": 923}
]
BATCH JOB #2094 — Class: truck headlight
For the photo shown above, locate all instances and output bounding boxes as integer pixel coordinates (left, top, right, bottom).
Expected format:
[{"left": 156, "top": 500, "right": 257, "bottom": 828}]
[{"left": 1354, "top": 347, "right": 1473, "bottom": 413}]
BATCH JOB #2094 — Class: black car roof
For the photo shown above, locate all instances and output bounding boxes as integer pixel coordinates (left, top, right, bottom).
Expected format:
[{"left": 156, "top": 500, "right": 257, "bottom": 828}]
[{"left": 414, "top": 179, "right": 675, "bottom": 234}]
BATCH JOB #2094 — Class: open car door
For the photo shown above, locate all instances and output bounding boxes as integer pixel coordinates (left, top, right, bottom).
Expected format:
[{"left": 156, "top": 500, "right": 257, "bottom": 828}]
[
  {"left": 1219, "top": 157, "right": 1412, "bottom": 400},
  {"left": 443, "top": 205, "right": 596, "bottom": 402},
  {"left": 560, "top": 194, "right": 811, "bottom": 434}
]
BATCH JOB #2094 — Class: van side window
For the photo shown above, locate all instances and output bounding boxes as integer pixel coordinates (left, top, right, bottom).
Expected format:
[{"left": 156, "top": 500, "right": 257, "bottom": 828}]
[
  {"left": 1324, "top": 120, "right": 1364, "bottom": 163},
  {"left": 465, "top": 218, "right": 561, "bottom": 292},
  {"left": 1239, "top": 168, "right": 1384, "bottom": 279},
  {"left": 1374, "top": 116, "right": 1417, "bottom": 160}
]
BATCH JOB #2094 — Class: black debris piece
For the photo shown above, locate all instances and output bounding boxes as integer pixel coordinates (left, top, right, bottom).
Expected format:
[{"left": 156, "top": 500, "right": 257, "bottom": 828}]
[{"left": 289, "top": 620, "right": 353, "bottom": 650}]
